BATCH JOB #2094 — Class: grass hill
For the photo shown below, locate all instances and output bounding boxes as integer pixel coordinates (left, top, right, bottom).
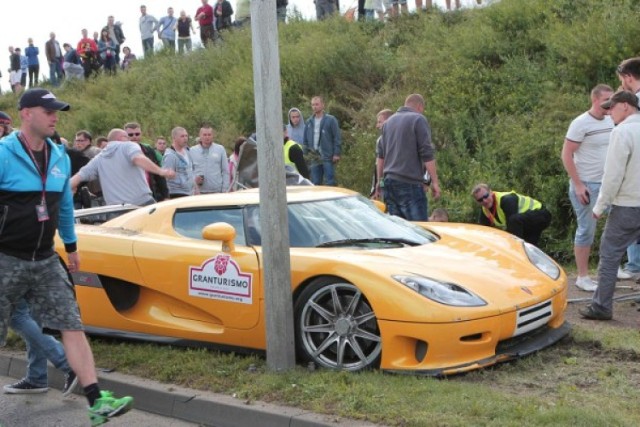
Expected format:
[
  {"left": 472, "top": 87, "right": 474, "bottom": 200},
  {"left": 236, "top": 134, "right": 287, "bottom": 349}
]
[{"left": 2, "top": 0, "right": 639, "bottom": 260}]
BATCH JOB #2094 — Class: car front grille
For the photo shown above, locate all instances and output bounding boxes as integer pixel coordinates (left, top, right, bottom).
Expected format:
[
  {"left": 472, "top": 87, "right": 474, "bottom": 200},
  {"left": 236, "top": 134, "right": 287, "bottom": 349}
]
[{"left": 513, "top": 299, "right": 552, "bottom": 337}]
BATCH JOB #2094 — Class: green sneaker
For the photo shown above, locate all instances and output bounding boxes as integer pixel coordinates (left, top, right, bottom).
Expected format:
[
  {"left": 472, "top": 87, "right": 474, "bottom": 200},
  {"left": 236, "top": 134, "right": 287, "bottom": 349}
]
[
  {"left": 88, "top": 390, "right": 134, "bottom": 422},
  {"left": 89, "top": 412, "right": 108, "bottom": 426}
]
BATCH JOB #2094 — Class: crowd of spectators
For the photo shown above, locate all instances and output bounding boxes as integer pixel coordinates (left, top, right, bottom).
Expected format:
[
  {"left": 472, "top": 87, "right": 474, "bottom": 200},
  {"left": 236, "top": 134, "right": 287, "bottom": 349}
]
[
  {"left": 3, "top": 0, "right": 297, "bottom": 93},
  {"left": 3, "top": 1, "right": 488, "bottom": 93}
]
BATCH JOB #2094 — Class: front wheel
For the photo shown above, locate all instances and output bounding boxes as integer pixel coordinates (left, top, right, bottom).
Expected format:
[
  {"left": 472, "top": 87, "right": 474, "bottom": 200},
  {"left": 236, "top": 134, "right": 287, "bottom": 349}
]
[{"left": 294, "top": 278, "right": 382, "bottom": 371}]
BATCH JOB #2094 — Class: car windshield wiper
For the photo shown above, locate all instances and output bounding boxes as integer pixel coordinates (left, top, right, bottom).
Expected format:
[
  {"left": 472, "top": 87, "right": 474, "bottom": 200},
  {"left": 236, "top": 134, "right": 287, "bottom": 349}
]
[{"left": 315, "top": 237, "right": 421, "bottom": 248}]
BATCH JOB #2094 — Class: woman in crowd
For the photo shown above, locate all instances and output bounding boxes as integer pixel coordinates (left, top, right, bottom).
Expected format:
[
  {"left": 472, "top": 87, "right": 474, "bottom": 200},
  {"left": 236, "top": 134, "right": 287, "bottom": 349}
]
[
  {"left": 98, "top": 29, "right": 117, "bottom": 75},
  {"left": 121, "top": 46, "right": 136, "bottom": 71}
]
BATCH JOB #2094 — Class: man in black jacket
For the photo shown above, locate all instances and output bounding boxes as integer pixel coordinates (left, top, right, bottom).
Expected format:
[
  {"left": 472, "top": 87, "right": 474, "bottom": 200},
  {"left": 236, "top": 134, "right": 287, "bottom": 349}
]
[{"left": 103, "top": 15, "right": 126, "bottom": 64}]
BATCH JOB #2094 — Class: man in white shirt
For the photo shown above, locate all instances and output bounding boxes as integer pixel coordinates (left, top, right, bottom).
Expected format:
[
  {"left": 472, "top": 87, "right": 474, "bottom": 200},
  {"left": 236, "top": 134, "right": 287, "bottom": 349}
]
[{"left": 561, "top": 84, "right": 613, "bottom": 291}]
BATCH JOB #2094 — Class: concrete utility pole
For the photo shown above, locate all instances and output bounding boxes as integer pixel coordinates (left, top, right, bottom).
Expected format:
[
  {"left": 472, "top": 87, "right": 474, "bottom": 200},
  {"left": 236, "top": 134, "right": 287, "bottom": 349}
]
[{"left": 250, "top": 0, "right": 296, "bottom": 371}]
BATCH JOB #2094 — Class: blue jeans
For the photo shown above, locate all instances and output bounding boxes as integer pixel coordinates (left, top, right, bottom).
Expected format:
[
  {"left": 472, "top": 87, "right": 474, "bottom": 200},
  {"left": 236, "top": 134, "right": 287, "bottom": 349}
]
[
  {"left": 625, "top": 243, "right": 640, "bottom": 272},
  {"left": 383, "top": 178, "right": 428, "bottom": 221},
  {"left": 161, "top": 38, "right": 176, "bottom": 52},
  {"left": 310, "top": 160, "right": 336, "bottom": 186},
  {"left": 48, "top": 59, "right": 63, "bottom": 87},
  {"left": 142, "top": 37, "right": 155, "bottom": 55},
  {"left": 568, "top": 181, "right": 600, "bottom": 246},
  {"left": 9, "top": 299, "right": 71, "bottom": 387},
  {"left": 178, "top": 38, "right": 192, "bottom": 53}
]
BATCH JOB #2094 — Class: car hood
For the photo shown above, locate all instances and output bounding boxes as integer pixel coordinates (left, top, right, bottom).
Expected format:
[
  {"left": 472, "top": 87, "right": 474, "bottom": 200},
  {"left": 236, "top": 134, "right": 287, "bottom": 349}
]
[{"left": 295, "top": 223, "right": 565, "bottom": 315}]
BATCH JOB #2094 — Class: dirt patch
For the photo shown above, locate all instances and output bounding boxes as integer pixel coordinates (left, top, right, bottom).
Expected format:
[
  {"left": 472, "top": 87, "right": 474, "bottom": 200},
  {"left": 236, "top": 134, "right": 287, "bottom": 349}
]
[{"left": 565, "top": 274, "right": 640, "bottom": 329}]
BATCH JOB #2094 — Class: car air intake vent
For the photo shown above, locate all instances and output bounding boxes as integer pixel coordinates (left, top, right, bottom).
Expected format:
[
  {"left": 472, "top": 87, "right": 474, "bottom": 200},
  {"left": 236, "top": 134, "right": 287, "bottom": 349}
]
[{"left": 513, "top": 299, "right": 552, "bottom": 337}]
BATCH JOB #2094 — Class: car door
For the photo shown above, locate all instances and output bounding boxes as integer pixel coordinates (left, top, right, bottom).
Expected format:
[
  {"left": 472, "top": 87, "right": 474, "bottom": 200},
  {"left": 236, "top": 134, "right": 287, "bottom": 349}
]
[{"left": 133, "top": 207, "right": 262, "bottom": 333}]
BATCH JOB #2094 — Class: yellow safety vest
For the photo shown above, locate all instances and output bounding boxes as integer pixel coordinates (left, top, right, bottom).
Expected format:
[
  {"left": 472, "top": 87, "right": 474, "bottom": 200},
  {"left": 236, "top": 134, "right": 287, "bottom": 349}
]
[
  {"left": 482, "top": 191, "right": 542, "bottom": 227},
  {"left": 284, "top": 139, "right": 301, "bottom": 172}
]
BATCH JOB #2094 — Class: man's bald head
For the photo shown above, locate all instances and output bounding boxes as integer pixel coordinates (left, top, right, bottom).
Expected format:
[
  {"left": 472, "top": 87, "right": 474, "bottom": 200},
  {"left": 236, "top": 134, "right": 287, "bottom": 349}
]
[{"left": 107, "top": 128, "right": 129, "bottom": 142}]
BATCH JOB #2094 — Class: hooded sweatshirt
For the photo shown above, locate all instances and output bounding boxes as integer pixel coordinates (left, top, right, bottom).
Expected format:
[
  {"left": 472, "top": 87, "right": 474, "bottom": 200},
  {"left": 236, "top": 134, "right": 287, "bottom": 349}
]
[
  {"left": 77, "top": 140, "right": 154, "bottom": 206},
  {"left": 286, "top": 107, "right": 305, "bottom": 144}
]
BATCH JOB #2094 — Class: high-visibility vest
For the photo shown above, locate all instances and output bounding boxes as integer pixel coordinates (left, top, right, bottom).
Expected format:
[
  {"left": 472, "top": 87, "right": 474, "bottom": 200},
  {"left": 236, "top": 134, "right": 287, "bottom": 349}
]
[
  {"left": 284, "top": 139, "right": 301, "bottom": 171},
  {"left": 482, "top": 191, "right": 542, "bottom": 227}
]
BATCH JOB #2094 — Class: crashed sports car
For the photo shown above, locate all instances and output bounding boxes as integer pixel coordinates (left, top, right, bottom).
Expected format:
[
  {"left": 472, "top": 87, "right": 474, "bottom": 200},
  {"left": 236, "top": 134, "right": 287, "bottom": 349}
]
[{"left": 56, "top": 186, "right": 569, "bottom": 375}]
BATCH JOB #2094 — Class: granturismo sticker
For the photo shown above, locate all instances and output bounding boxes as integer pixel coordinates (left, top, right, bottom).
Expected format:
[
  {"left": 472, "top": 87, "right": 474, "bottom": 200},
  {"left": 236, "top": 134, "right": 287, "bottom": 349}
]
[{"left": 189, "top": 254, "right": 253, "bottom": 304}]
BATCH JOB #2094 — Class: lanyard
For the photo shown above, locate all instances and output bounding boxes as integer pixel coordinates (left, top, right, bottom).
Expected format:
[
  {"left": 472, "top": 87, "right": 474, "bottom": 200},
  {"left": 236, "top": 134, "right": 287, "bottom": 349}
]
[{"left": 18, "top": 133, "right": 48, "bottom": 202}]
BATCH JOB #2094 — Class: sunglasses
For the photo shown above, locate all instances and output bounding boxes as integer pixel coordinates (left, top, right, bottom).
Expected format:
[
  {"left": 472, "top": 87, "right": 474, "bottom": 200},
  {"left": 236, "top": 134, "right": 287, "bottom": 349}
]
[
  {"left": 128, "top": 132, "right": 141, "bottom": 137},
  {"left": 475, "top": 193, "right": 490, "bottom": 203},
  {"left": 617, "top": 65, "right": 625, "bottom": 74}
]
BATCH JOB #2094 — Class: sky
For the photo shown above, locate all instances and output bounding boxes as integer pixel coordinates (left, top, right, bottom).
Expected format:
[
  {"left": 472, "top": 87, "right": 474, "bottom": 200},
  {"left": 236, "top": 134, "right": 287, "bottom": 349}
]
[{"left": 0, "top": 0, "right": 486, "bottom": 93}]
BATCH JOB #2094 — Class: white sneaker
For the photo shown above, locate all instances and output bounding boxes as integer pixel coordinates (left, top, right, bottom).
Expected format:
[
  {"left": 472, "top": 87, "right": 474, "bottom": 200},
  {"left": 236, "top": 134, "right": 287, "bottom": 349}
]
[
  {"left": 617, "top": 267, "right": 633, "bottom": 280},
  {"left": 575, "top": 276, "right": 597, "bottom": 292}
]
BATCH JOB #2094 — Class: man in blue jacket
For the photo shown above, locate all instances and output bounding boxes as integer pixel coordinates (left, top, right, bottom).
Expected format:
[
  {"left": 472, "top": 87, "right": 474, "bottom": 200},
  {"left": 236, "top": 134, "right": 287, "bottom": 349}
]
[
  {"left": 24, "top": 38, "right": 39, "bottom": 87},
  {"left": 302, "top": 96, "right": 341, "bottom": 186},
  {"left": 0, "top": 89, "right": 133, "bottom": 425}
]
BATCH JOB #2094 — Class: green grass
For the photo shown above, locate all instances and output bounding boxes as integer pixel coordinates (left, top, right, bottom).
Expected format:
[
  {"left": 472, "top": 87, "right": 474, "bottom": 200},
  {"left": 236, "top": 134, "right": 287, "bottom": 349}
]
[{"left": 5, "top": 323, "right": 639, "bottom": 426}]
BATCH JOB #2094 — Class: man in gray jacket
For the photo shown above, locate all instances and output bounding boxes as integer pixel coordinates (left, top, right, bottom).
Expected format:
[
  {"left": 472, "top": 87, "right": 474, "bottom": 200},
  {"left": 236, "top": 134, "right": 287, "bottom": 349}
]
[
  {"left": 191, "top": 124, "right": 230, "bottom": 193},
  {"left": 581, "top": 90, "right": 640, "bottom": 320},
  {"left": 71, "top": 129, "right": 174, "bottom": 205},
  {"left": 375, "top": 93, "right": 441, "bottom": 221},
  {"left": 286, "top": 107, "right": 305, "bottom": 144},
  {"left": 163, "top": 127, "right": 197, "bottom": 198}
]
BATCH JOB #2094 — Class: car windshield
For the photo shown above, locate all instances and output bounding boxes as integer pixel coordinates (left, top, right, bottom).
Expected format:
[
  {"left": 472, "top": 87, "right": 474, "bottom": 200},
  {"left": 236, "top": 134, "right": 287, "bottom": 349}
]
[{"left": 244, "top": 195, "right": 437, "bottom": 248}]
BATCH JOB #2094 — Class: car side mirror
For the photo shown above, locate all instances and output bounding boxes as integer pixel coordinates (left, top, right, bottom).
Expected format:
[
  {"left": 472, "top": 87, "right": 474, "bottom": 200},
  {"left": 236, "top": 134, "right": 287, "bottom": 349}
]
[{"left": 202, "top": 222, "right": 236, "bottom": 253}]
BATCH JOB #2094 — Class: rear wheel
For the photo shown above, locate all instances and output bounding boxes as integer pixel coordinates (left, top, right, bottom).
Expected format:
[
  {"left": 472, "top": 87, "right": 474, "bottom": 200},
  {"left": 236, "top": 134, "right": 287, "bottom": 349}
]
[{"left": 294, "top": 278, "right": 382, "bottom": 371}]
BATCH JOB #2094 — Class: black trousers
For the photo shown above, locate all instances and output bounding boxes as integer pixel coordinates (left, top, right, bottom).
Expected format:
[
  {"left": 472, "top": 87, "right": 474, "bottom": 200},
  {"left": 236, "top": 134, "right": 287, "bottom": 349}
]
[
  {"left": 506, "top": 208, "right": 552, "bottom": 246},
  {"left": 28, "top": 65, "right": 39, "bottom": 87}
]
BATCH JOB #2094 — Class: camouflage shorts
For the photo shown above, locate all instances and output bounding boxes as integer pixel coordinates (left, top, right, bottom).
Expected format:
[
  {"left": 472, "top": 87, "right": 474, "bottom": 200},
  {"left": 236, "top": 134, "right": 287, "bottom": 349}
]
[{"left": 0, "top": 252, "right": 83, "bottom": 346}]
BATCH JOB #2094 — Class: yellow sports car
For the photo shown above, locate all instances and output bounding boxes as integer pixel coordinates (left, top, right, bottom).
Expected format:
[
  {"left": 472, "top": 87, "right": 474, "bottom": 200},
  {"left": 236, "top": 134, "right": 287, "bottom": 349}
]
[{"left": 57, "top": 186, "right": 569, "bottom": 375}]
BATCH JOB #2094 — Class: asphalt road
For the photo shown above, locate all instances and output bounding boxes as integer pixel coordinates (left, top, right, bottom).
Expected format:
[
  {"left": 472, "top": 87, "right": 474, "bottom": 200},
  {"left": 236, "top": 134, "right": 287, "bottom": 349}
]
[{"left": 0, "top": 374, "right": 199, "bottom": 427}]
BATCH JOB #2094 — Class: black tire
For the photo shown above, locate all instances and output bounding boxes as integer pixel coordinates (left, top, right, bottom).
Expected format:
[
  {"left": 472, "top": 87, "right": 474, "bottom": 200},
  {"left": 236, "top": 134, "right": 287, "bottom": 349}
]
[{"left": 294, "top": 277, "right": 382, "bottom": 371}]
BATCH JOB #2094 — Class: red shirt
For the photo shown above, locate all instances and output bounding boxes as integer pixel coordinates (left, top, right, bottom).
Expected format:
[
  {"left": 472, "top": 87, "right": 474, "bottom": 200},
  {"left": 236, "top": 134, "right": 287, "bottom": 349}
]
[
  {"left": 195, "top": 4, "right": 214, "bottom": 26},
  {"left": 77, "top": 38, "right": 98, "bottom": 55}
]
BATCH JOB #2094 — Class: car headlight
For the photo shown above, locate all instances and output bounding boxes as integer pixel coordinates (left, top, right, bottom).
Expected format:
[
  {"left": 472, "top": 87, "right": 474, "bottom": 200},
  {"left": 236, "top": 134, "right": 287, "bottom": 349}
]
[
  {"left": 524, "top": 242, "right": 560, "bottom": 280},
  {"left": 393, "top": 275, "right": 487, "bottom": 307}
]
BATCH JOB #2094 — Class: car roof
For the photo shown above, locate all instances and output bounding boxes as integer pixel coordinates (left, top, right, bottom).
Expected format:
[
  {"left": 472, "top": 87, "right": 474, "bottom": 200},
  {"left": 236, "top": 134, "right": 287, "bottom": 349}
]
[
  {"left": 160, "top": 185, "right": 356, "bottom": 208},
  {"left": 101, "top": 186, "right": 358, "bottom": 229}
]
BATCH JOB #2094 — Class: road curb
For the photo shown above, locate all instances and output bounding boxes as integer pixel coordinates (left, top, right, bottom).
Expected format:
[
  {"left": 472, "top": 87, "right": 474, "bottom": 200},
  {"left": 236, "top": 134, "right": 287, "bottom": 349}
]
[{"left": 0, "top": 352, "right": 379, "bottom": 427}]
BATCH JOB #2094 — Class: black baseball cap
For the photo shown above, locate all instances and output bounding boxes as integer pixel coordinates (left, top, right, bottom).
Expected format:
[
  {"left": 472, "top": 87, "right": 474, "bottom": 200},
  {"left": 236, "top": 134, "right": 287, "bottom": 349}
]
[
  {"left": 601, "top": 90, "right": 639, "bottom": 110},
  {"left": 18, "top": 88, "right": 70, "bottom": 111}
]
